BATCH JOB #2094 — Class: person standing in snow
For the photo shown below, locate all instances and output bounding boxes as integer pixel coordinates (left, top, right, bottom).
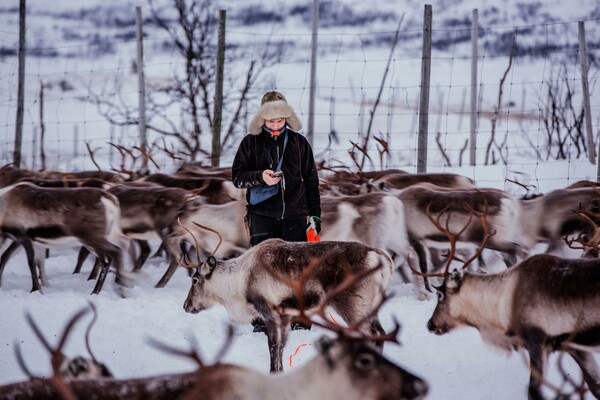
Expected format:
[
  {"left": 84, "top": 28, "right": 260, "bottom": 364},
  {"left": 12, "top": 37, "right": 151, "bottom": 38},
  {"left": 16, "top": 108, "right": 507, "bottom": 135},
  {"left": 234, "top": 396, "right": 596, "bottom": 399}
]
[
  {"left": 232, "top": 90, "right": 321, "bottom": 246},
  {"left": 231, "top": 90, "right": 321, "bottom": 332}
]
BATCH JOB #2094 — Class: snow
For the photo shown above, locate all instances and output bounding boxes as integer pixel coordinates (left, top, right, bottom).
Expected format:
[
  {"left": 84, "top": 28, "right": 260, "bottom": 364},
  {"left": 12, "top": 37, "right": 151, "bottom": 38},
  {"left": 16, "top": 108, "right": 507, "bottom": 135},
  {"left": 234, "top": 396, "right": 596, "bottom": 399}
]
[
  {"left": 1, "top": 0, "right": 600, "bottom": 398},
  {"left": 0, "top": 242, "right": 597, "bottom": 399}
]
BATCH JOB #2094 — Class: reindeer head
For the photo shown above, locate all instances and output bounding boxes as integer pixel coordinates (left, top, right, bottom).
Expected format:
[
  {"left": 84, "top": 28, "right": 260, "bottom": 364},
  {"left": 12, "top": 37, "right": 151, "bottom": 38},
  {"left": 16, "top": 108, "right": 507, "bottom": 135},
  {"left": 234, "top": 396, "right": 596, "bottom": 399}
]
[
  {"left": 176, "top": 219, "right": 224, "bottom": 314},
  {"left": 184, "top": 256, "right": 219, "bottom": 314},
  {"left": 315, "top": 335, "right": 428, "bottom": 400},
  {"left": 275, "top": 253, "right": 427, "bottom": 400},
  {"left": 427, "top": 269, "right": 465, "bottom": 335}
]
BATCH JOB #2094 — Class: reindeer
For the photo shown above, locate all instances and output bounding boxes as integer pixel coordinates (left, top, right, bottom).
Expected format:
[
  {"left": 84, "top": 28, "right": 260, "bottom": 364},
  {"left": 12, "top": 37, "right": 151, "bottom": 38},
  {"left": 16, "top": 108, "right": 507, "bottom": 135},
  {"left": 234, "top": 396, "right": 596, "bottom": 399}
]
[
  {"left": 1, "top": 309, "right": 427, "bottom": 400},
  {"left": 319, "top": 192, "right": 416, "bottom": 290},
  {"left": 426, "top": 211, "right": 600, "bottom": 399},
  {"left": 181, "top": 225, "right": 394, "bottom": 373},
  {"left": 0, "top": 164, "right": 124, "bottom": 188},
  {"left": 362, "top": 171, "right": 475, "bottom": 193},
  {"left": 520, "top": 186, "right": 600, "bottom": 255},
  {"left": 174, "top": 162, "right": 232, "bottom": 180},
  {"left": 318, "top": 169, "right": 407, "bottom": 195},
  {"left": 397, "top": 184, "right": 524, "bottom": 291},
  {"left": 158, "top": 198, "right": 248, "bottom": 287},
  {"left": 162, "top": 192, "right": 409, "bottom": 294},
  {"left": 10, "top": 303, "right": 112, "bottom": 398},
  {"left": 0, "top": 182, "right": 128, "bottom": 294},
  {"left": 137, "top": 173, "right": 242, "bottom": 205},
  {"left": 73, "top": 184, "right": 195, "bottom": 276},
  {"left": 428, "top": 257, "right": 600, "bottom": 399}
]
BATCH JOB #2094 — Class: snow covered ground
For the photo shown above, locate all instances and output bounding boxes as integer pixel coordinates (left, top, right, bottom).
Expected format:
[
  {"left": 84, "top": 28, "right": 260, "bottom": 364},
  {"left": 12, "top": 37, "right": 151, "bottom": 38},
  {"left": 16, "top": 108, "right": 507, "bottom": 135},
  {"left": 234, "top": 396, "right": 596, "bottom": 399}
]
[
  {"left": 1, "top": 0, "right": 599, "bottom": 398},
  {"left": 0, "top": 240, "right": 597, "bottom": 399}
]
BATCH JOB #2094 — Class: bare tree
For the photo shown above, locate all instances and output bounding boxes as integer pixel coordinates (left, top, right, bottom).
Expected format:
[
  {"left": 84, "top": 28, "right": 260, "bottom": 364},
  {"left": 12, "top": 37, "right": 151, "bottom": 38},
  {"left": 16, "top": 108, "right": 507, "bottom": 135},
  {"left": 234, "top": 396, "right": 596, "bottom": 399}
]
[
  {"left": 538, "top": 64, "right": 587, "bottom": 161},
  {"left": 484, "top": 37, "right": 515, "bottom": 166},
  {"left": 87, "top": 0, "right": 283, "bottom": 163}
]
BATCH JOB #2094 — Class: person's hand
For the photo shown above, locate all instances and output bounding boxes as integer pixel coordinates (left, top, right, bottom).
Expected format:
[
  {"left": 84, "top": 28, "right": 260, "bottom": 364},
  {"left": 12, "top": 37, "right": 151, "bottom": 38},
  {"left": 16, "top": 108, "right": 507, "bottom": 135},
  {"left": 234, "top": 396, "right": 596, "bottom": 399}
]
[
  {"left": 308, "top": 216, "right": 321, "bottom": 234},
  {"left": 262, "top": 169, "right": 281, "bottom": 186}
]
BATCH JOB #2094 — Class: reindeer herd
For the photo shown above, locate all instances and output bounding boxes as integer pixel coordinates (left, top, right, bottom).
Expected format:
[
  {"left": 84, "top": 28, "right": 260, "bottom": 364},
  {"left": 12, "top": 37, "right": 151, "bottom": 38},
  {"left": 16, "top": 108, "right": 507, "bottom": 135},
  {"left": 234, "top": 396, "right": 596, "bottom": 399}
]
[{"left": 0, "top": 162, "right": 599, "bottom": 399}]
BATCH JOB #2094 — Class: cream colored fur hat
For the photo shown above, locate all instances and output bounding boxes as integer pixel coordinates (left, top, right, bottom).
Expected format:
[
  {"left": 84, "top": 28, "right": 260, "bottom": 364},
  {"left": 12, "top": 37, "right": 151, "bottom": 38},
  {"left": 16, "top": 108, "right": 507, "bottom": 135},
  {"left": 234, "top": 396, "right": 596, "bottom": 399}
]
[{"left": 248, "top": 91, "right": 302, "bottom": 135}]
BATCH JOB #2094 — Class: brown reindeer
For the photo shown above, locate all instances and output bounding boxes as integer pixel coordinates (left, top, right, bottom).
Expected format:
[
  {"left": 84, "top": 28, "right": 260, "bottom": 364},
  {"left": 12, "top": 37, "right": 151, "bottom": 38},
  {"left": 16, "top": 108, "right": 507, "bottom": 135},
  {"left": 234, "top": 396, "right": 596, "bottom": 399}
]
[
  {"left": 174, "top": 162, "right": 233, "bottom": 180},
  {"left": 8, "top": 303, "right": 112, "bottom": 400},
  {"left": 158, "top": 197, "right": 249, "bottom": 287},
  {"left": 181, "top": 223, "right": 394, "bottom": 373},
  {"left": 73, "top": 184, "right": 195, "bottom": 275},
  {"left": 0, "top": 305, "right": 427, "bottom": 400},
  {"left": 427, "top": 237, "right": 600, "bottom": 400},
  {"left": 397, "top": 183, "right": 525, "bottom": 292},
  {"left": 0, "top": 182, "right": 128, "bottom": 294},
  {"left": 362, "top": 171, "right": 475, "bottom": 193},
  {"left": 318, "top": 168, "right": 407, "bottom": 196},
  {"left": 319, "top": 192, "right": 416, "bottom": 291},
  {"left": 137, "top": 173, "right": 242, "bottom": 205},
  {"left": 520, "top": 186, "right": 600, "bottom": 255},
  {"left": 0, "top": 164, "right": 124, "bottom": 188}
]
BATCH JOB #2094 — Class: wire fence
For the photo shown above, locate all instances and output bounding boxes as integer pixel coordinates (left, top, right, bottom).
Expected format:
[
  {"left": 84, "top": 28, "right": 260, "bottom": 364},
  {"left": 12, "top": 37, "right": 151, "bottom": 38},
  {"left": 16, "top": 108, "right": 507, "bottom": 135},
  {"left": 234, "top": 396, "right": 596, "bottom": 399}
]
[{"left": 0, "top": 4, "right": 599, "bottom": 193}]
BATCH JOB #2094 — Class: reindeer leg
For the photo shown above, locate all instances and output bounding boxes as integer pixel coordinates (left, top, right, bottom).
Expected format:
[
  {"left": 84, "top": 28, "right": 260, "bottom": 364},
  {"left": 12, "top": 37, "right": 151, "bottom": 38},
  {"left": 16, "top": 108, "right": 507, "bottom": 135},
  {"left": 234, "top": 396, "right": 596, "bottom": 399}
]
[
  {"left": 133, "top": 239, "right": 150, "bottom": 271},
  {"left": 156, "top": 240, "right": 186, "bottom": 288},
  {"left": 410, "top": 238, "right": 432, "bottom": 292},
  {"left": 156, "top": 258, "right": 179, "bottom": 288},
  {"left": 248, "top": 294, "right": 287, "bottom": 373},
  {"left": 20, "top": 238, "right": 43, "bottom": 293},
  {"left": 91, "top": 257, "right": 110, "bottom": 295},
  {"left": 523, "top": 329, "right": 548, "bottom": 400},
  {"left": 151, "top": 243, "right": 166, "bottom": 259},
  {"left": 88, "top": 257, "right": 101, "bottom": 281},
  {"left": 335, "top": 298, "right": 386, "bottom": 350},
  {"left": 0, "top": 241, "right": 21, "bottom": 287},
  {"left": 567, "top": 349, "right": 600, "bottom": 397},
  {"left": 500, "top": 247, "right": 517, "bottom": 268},
  {"left": 74, "top": 247, "right": 90, "bottom": 274},
  {"left": 34, "top": 245, "right": 48, "bottom": 287},
  {"left": 265, "top": 315, "right": 288, "bottom": 374}
]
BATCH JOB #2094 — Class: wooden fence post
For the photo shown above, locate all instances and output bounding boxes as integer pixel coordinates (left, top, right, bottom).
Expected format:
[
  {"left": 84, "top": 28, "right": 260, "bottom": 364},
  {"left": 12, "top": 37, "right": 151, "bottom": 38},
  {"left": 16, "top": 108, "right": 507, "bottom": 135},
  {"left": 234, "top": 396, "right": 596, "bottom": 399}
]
[
  {"left": 470, "top": 8, "right": 478, "bottom": 166},
  {"left": 135, "top": 6, "right": 148, "bottom": 172},
  {"left": 307, "top": 0, "right": 319, "bottom": 146},
  {"left": 577, "top": 22, "right": 596, "bottom": 170},
  {"left": 417, "top": 4, "right": 432, "bottom": 173},
  {"left": 14, "top": 0, "right": 26, "bottom": 167},
  {"left": 212, "top": 9, "right": 226, "bottom": 167}
]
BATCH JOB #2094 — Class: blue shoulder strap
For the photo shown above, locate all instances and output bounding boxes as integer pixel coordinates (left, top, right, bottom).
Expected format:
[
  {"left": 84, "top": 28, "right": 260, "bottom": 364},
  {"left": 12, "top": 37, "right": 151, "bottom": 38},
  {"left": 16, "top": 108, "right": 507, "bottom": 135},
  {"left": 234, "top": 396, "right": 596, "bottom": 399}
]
[{"left": 275, "top": 132, "right": 289, "bottom": 172}]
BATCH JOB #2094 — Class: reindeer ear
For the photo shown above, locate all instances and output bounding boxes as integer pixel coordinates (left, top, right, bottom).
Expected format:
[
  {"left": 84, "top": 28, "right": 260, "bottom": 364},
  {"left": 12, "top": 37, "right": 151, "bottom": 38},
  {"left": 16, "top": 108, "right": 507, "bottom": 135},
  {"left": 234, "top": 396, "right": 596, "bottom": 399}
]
[
  {"left": 199, "top": 257, "right": 217, "bottom": 278},
  {"left": 207, "top": 256, "right": 217, "bottom": 268},
  {"left": 446, "top": 269, "right": 464, "bottom": 293}
]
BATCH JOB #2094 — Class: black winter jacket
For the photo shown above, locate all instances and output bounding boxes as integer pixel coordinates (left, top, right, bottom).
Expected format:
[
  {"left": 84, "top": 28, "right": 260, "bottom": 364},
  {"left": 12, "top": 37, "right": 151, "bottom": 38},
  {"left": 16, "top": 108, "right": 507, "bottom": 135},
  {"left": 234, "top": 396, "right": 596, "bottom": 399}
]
[{"left": 231, "top": 127, "right": 321, "bottom": 220}]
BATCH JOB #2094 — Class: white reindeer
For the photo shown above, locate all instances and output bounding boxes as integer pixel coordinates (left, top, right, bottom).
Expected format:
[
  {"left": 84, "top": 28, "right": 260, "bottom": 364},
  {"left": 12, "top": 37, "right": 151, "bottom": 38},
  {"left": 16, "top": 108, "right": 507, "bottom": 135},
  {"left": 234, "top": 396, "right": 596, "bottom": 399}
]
[{"left": 182, "top": 236, "right": 394, "bottom": 373}]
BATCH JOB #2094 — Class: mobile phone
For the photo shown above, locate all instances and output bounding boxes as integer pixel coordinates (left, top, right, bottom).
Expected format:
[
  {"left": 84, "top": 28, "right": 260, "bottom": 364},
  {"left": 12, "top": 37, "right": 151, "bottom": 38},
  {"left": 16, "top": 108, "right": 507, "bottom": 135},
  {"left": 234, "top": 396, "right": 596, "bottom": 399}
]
[{"left": 272, "top": 171, "right": 283, "bottom": 177}]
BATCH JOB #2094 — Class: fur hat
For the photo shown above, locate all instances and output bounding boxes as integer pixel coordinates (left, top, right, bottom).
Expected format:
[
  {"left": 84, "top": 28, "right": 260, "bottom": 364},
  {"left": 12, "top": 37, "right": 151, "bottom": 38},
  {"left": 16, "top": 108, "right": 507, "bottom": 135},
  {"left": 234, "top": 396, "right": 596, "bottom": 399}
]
[{"left": 248, "top": 91, "right": 302, "bottom": 135}]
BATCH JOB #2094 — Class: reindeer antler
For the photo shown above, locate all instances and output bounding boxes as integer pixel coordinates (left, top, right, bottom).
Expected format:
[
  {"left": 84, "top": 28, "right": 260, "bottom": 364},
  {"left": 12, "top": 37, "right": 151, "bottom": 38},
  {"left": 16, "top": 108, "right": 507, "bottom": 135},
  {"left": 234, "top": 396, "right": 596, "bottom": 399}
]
[
  {"left": 563, "top": 209, "right": 600, "bottom": 258},
  {"left": 176, "top": 218, "right": 203, "bottom": 269},
  {"left": 147, "top": 324, "right": 235, "bottom": 368},
  {"left": 84, "top": 301, "right": 102, "bottom": 366},
  {"left": 270, "top": 252, "right": 400, "bottom": 345},
  {"left": 407, "top": 199, "right": 496, "bottom": 278},
  {"left": 14, "top": 306, "right": 92, "bottom": 400},
  {"left": 176, "top": 219, "right": 224, "bottom": 269}
]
